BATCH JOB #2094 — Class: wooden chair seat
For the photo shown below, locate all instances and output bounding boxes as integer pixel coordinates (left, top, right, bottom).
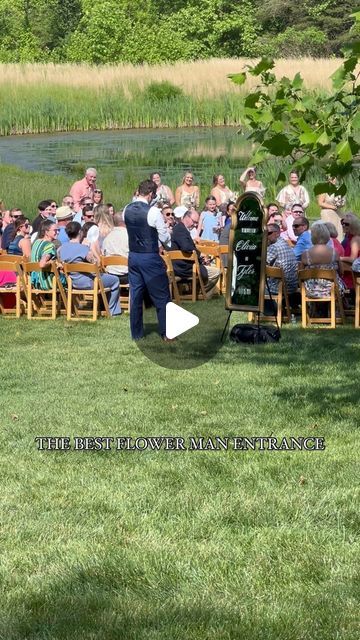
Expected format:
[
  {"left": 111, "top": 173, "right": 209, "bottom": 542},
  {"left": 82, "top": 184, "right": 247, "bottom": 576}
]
[
  {"left": 298, "top": 268, "right": 345, "bottom": 328},
  {"left": 100, "top": 255, "right": 129, "bottom": 312},
  {"left": 165, "top": 250, "right": 207, "bottom": 303},
  {"left": 63, "top": 262, "right": 111, "bottom": 321}
]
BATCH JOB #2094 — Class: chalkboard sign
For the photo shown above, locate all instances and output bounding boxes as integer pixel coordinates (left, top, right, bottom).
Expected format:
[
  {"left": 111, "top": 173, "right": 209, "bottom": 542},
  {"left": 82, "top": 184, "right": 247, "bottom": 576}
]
[{"left": 225, "top": 192, "right": 267, "bottom": 312}]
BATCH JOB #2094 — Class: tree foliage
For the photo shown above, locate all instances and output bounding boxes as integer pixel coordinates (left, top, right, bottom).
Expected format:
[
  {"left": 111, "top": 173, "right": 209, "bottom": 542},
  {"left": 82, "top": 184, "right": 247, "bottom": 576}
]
[
  {"left": 229, "top": 12, "right": 360, "bottom": 197},
  {"left": 0, "top": 0, "right": 358, "bottom": 63}
]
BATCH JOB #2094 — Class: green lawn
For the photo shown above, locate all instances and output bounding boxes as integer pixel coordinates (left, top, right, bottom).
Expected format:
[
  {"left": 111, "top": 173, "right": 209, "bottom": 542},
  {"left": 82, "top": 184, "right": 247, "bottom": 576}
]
[{"left": 0, "top": 308, "right": 359, "bottom": 640}]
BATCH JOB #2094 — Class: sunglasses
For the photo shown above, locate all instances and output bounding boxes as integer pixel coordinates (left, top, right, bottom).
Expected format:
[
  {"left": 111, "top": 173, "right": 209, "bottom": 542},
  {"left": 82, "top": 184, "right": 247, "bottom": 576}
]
[
  {"left": 293, "top": 223, "right": 304, "bottom": 228},
  {"left": 93, "top": 189, "right": 102, "bottom": 194},
  {"left": 341, "top": 220, "right": 350, "bottom": 226}
]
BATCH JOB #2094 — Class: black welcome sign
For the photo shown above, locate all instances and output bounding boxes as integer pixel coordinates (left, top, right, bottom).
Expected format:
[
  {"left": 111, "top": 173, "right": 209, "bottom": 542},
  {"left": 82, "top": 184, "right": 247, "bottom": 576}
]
[{"left": 225, "top": 192, "right": 267, "bottom": 312}]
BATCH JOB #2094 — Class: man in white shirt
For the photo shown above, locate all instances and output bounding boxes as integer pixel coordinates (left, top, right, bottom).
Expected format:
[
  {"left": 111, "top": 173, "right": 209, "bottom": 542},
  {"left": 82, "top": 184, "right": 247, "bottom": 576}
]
[{"left": 124, "top": 180, "right": 171, "bottom": 341}]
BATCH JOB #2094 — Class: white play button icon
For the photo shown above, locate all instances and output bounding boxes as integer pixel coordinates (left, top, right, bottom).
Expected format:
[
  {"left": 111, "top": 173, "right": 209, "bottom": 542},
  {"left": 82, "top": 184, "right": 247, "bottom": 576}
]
[{"left": 166, "top": 302, "right": 199, "bottom": 339}]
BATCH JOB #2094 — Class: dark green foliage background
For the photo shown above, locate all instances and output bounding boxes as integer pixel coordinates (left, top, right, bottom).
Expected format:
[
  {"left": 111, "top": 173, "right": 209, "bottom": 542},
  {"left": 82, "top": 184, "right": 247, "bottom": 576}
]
[{"left": 0, "top": 0, "right": 358, "bottom": 63}]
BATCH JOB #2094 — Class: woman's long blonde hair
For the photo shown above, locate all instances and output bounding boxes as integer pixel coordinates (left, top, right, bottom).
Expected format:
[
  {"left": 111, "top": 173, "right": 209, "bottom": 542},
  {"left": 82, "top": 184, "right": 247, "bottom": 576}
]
[{"left": 94, "top": 205, "right": 113, "bottom": 238}]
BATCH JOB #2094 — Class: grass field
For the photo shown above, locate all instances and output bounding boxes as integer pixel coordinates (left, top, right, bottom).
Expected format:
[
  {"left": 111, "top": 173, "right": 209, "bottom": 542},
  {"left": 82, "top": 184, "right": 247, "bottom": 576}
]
[
  {"left": 0, "top": 301, "right": 359, "bottom": 640},
  {"left": 0, "top": 58, "right": 346, "bottom": 134}
]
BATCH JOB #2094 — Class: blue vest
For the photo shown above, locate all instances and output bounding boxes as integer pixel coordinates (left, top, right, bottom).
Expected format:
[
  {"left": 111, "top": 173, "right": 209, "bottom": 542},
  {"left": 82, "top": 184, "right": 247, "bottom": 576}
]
[{"left": 125, "top": 201, "right": 159, "bottom": 253}]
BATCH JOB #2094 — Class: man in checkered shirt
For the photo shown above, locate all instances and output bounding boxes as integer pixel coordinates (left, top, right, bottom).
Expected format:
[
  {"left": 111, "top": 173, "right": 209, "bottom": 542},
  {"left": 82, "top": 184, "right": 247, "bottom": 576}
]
[{"left": 266, "top": 223, "right": 298, "bottom": 295}]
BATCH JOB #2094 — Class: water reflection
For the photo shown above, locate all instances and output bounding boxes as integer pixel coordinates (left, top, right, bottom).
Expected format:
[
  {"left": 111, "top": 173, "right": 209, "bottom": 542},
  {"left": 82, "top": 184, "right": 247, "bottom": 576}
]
[{"left": 0, "top": 127, "right": 252, "bottom": 183}]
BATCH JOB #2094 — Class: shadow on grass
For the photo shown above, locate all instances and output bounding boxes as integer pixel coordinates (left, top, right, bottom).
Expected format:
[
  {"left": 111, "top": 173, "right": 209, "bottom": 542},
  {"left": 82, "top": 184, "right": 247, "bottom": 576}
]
[{"left": 4, "top": 559, "right": 357, "bottom": 640}]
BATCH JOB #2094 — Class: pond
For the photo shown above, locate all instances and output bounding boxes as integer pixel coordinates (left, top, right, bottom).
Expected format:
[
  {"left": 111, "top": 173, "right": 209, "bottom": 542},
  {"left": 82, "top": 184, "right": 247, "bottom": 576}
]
[{"left": 0, "top": 127, "right": 254, "bottom": 186}]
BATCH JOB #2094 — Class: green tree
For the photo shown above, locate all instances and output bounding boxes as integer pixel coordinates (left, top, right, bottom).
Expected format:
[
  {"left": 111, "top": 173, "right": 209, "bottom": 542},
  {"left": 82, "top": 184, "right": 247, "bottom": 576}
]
[{"left": 229, "top": 11, "right": 360, "bottom": 197}]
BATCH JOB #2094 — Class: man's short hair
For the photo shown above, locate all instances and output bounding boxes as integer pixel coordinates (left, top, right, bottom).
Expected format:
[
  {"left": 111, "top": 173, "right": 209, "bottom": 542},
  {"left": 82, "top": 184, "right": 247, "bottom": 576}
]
[
  {"left": 66, "top": 221, "right": 82, "bottom": 239},
  {"left": 296, "top": 216, "right": 309, "bottom": 229},
  {"left": 291, "top": 203, "right": 304, "bottom": 211},
  {"left": 38, "top": 200, "right": 52, "bottom": 212},
  {"left": 86, "top": 167, "right": 97, "bottom": 175},
  {"left": 138, "top": 180, "right": 157, "bottom": 197},
  {"left": 113, "top": 212, "right": 124, "bottom": 227}
]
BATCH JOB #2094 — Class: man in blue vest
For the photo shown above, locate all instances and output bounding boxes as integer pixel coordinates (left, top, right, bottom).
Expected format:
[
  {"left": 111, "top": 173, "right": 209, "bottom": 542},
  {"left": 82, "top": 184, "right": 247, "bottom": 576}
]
[{"left": 124, "top": 179, "right": 171, "bottom": 341}]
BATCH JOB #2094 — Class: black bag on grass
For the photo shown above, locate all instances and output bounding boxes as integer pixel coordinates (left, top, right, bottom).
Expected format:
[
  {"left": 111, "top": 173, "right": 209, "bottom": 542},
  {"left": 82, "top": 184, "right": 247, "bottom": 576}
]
[{"left": 230, "top": 323, "right": 281, "bottom": 344}]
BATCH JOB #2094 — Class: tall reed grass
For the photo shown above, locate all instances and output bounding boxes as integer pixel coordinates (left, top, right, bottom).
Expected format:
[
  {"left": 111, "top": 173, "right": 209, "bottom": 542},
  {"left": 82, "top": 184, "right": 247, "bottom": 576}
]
[{"left": 0, "top": 58, "right": 344, "bottom": 135}]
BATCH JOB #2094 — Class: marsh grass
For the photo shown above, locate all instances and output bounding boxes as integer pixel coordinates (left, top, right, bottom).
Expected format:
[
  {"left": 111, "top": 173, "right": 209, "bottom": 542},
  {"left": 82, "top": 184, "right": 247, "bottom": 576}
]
[
  {"left": 0, "top": 306, "right": 359, "bottom": 640},
  {"left": 0, "top": 58, "right": 348, "bottom": 135},
  {"left": 1, "top": 162, "right": 359, "bottom": 221}
]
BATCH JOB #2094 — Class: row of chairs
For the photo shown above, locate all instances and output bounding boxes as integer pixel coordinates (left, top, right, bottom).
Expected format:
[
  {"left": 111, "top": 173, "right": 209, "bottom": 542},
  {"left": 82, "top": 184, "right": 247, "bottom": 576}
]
[
  {"left": 258, "top": 265, "right": 360, "bottom": 329},
  {"left": 0, "top": 254, "right": 129, "bottom": 321}
]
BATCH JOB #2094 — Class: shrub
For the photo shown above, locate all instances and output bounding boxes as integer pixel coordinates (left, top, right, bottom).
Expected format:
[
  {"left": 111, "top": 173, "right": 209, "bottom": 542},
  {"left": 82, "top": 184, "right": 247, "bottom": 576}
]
[{"left": 143, "top": 81, "right": 184, "bottom": 102}]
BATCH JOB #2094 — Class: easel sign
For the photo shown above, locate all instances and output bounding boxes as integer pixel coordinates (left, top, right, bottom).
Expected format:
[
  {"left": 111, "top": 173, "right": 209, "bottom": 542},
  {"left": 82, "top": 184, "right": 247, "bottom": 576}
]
[{"left": 225, "top": 192, "right": 267, "bottom": 312}]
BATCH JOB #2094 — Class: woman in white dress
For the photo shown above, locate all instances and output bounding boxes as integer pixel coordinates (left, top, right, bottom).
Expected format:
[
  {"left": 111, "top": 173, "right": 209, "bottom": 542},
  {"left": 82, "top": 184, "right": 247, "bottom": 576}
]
[{"left": 239, "top": 167, "right": 265, "bottom": 199}]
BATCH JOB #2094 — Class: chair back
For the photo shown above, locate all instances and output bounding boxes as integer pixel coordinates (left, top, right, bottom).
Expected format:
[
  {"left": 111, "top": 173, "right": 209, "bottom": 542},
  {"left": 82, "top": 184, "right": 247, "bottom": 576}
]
[{"left": 101, "top": 255, "right": 128, "bottom": 268}]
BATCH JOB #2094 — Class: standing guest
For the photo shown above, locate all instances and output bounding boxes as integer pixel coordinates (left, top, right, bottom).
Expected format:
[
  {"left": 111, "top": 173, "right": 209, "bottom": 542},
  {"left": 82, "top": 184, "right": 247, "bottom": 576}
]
[
  {"left": 1, "top": 209, "right": 23, "bottom": 250},
  {"left": 124, "top": 179, "right": 171, "bottom": 341},
  {"left": 210, "top": 175, "right": 235, "bottom": 206},
  {"left": 340, "top": 213, "right": 360, "bottom": 293},
  {"left": 31, "top": 200, "right": 55, "bottom": 234},
  {"left": 7, "top": 216, "right": 31, "bottom": 258},
  {"left": 318, "top": 177, "right": 346, "bottom": 241},
  {"left": 150, "top": 172, "right": 175, "bottom": 206},
  {"left": 281, "top": 203, "right": 305, "bottom": 244},
  {"left": 266, "top": 223, "right": 298, "bottom": 299},
  {"left": 59, "top": 221, "right": 121, "bottom": 316},
  {"left": 197, "top": 196, "right": 221, "bottom": 242},
  {"left": 1, "top": 209, "right": 15, "bottom": 232},
  {"left": 276, "top": 170, "right": 310, "bottom": 212},
  {"left": 102, "top": 212, "right": 129, "bottom": 284},
  {"left": 93, "top": 189, "right": 103, "bottom": 208},
  {"left": 31, "top": 220, "right": 65, "bottom": 290},
  {"left": 70, "top": 167, "right": 97, "bottom": 212},
  {"left": 293, "top": 216, "right": 312, "bottom": 261},
  {"left": 239, "top": 167, "right": 265, "bottom": 199},
  {"left": 55, "top": 206, "right": 74, "bottom": 244},
  {"left": 171, "top": 209, "right": 220, "bottom": 293},
  {"left": 175, "top": 172, "right": 200, "bottom": 210},
  {"left": 324, "top": 222, "right": 344, "bottom": 257}
]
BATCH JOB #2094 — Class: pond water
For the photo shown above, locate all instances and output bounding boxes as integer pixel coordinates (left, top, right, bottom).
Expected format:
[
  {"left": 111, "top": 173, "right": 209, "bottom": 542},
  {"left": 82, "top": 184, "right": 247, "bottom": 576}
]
[{"left": 0, "top": 127, "right": 253, "bottom": 185}]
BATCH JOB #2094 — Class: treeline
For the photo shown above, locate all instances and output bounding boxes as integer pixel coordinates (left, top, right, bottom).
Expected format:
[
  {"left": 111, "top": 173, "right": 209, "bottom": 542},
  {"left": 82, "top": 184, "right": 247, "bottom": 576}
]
[{"left": 0, "top": 0, "right": 358, "bottom": 64}]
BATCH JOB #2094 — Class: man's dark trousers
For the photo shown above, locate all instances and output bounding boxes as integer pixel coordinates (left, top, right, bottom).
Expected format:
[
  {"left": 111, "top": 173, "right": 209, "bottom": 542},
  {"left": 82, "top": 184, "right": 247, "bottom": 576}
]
[{"left": 128, "top": 252, "right": 170, "bottom": 339}]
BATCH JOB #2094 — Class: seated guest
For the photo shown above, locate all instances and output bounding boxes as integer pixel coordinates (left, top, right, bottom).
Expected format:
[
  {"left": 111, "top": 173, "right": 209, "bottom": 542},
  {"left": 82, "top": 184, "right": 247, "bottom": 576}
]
[
  {"left": 7, "top": 216, "right": 31, "bottom": 258},
  {"left": 61, "top": 195, "right": 75, "bottom": 210},
  {"left": 73, "top": 197, "right": 94, "bottom": 224},
  {"left": 293, "top": 216, "right": 311, "bottom": 261},
  {"left": 31, "top": 200, "right": 55, "bottom": 234},
  {"left": 102, "top": 212, "right": 129, "bottom": 284},
  {"left": 197, "top": 196, "right": 221, "bottom": 242},
  {"left": 59, "top": 221, "right": 121, "bottom": 316},
  {"left": 81, "top": 204, "right": 95, "bottom": 226},
  {"left": 160, "top": 203, "right": 175, "bottom": 232},
  {"left": 1, "top": 209, "right": 24, "bottom": 250},
  {"left": 171, "top": 209, "right": 220, "bottom": 293},
  {"left": 266, "top": 223, "right": 298, "bottom": 298},
  {"left": 299, "top": 223, "right": 344, "bottom": 298},
  {"left": 106, "top": 203, "right": 115, "bottom": 216},
  {"left": 55, "top": 206, "right": 74, "bottom": 244},
  {"left": 324, "top": 222, "right": 344, "bottom": 257},
  {"left": 340, "top": 212, "right": 360, "bottom": 292},
  {"left": 31, "top": 220, "right": 65, "bottom": 290}
]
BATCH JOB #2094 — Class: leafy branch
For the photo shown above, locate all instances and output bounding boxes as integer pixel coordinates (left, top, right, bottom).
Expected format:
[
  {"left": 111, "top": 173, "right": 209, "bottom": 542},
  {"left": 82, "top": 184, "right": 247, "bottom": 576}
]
[{"left": 229, "top": 11, "right": 360, "bottom": 198}]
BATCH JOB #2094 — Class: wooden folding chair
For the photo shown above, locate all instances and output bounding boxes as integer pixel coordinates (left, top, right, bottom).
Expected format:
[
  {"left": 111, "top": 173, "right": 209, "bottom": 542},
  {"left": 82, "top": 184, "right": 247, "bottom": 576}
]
[
  {"left": 354, "top": 272, "right": 360, "bottom": 329},
  {"left": 0, "top": 261, "right": 24, "bottom": 317},
  {"left": 161, "top": 252, "right": 180, "bottom": 304},
  {"left": 23, "top": 261, "right": 59, "bottom": 320},
  {"left": 249, "top": 266, "right": 291, "bottom": 327},
  {"left": 197, "top": 243, "right": 223, "bottom": 295},
  {"left": 298, "top": 268, "right": 345, "bottom": 328},
  {"left": 63, "top": 262, "right": 111, "bottom": 321},
  {"left": 166, "top": 250, "right": 207, "bottom": 302},
  {"left": 0, "top": 254, "right": 28, "bottom": 308},
  {"left": 100, "top": 255, "right": 129, "bottom": 311}
]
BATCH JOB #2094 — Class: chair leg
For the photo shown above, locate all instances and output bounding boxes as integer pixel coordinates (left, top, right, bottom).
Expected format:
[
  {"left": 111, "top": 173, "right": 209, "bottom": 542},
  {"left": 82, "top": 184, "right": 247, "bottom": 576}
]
[
  {"left": 356, "top": 285, "right": 360, "bottom": 328},
  {"left": 67, "top": 281, "right": 72, "bottom": 321},
  {"left": 301, "top": 286, "right": 307, "bottom": 328},
  {"left": 330, "top": 286, "right": 335, "bottom": 328},
  {"left": 16, "top": 280, "right": 21, "bottom": 318},
  {"left": 27, "top": 283, "right": 32, "bottom": 319},
  {"left": 93, "top": 280, "right": 98, "bottom": 321}
]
